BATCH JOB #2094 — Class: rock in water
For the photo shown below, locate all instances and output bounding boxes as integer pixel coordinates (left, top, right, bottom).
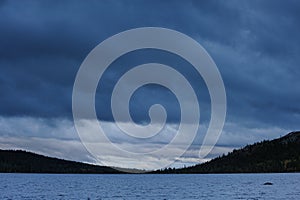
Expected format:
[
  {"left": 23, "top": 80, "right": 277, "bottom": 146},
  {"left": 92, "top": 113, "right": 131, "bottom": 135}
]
[{"left": 263, "top": 182, "right": 273, "bottom": 185}]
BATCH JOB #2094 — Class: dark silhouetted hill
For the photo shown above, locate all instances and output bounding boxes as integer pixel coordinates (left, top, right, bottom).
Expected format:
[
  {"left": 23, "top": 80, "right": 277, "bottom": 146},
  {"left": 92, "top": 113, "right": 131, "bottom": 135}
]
[
  {"left": 2, "top": 131, "right": 300, "bottom": 174},
  {"left": 156, "top": 131, "right": 300, "bottom": 173},
  {"left": 0, "top": 150, "right": 123, "bottom": 173}
]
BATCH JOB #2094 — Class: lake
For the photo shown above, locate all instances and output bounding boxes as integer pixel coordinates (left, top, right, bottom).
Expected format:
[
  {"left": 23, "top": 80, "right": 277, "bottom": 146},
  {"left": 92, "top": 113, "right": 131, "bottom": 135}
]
[{"left": 1, "top": 173, "right": 299, "bottom": 199}]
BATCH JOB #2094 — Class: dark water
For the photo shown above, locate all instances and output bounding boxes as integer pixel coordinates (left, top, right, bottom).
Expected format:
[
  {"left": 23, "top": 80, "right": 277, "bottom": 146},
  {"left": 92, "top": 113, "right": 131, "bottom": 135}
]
[{"left": 1, "top": 173, "right": 299, "bottom": 199}]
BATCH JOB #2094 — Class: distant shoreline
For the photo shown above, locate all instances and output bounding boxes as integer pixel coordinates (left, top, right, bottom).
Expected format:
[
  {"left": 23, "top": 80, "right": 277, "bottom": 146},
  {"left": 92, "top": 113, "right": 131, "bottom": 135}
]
[
  {"left": 1, "top": 131, "right": 299, "bottom": 174},
  {"left": 1, "top": 172, "right": 300, "bottom": 174}
]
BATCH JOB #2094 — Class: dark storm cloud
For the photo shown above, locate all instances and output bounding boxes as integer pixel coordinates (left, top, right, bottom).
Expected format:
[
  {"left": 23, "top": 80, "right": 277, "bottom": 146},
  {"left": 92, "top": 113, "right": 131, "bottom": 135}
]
[{"left": 0, "top": 0, "right": 300, "bottom": 130}]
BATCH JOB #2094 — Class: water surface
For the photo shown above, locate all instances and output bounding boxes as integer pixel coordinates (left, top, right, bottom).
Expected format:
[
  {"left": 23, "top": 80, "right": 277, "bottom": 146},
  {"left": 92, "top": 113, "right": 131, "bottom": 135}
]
[{"left": 1, "top": 173, "right": 299, "bottom": 199}]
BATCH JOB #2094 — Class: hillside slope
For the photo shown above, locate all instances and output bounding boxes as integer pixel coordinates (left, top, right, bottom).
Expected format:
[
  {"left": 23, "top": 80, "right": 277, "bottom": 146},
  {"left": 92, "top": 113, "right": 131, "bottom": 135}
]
[
  {"left": 158, "top": 131, "right": 300, "bottom": 173},
  {"left": 0, "top": 150, "right": 122, "bottom": 173},
  {"left": 1, "top": 131, "right": 300, "bottom": 174}
]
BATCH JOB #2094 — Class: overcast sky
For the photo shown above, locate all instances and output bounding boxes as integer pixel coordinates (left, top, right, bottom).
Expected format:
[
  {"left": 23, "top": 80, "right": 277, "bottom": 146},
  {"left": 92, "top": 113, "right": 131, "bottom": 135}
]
[{"left": 0, "top": 0, "right": 300, "bottom": 170}]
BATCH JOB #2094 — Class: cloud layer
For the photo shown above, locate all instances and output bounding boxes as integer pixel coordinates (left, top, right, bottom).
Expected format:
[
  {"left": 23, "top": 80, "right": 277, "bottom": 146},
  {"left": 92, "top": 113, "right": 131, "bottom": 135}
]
[{"left": 0, "top": 0, "right": 299, "bottom": 169}]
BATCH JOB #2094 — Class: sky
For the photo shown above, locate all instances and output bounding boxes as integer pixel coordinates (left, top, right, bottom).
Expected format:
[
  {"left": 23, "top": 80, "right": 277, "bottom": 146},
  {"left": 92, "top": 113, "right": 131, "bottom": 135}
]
[{"left": 0, "top": 0, "right": 300, "bottom": 170}]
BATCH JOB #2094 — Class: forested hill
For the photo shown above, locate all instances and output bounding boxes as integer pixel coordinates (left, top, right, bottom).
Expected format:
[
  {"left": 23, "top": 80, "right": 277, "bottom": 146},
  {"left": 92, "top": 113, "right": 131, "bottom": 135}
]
[
  {"left": 0, "top": 150, "right": 123, "bottom": 173},
  {"left": 1, "top": 131, "right": 300, "bottom": 174},
  {"left": 157, "top": 131, "right": 300, "bottom": 173}
]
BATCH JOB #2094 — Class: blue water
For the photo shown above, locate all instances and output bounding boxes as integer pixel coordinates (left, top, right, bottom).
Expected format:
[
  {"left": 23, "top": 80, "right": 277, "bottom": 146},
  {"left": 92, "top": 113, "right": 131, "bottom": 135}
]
[{"left": 0, "top": 173, "right": 299, "bottom": 199}]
